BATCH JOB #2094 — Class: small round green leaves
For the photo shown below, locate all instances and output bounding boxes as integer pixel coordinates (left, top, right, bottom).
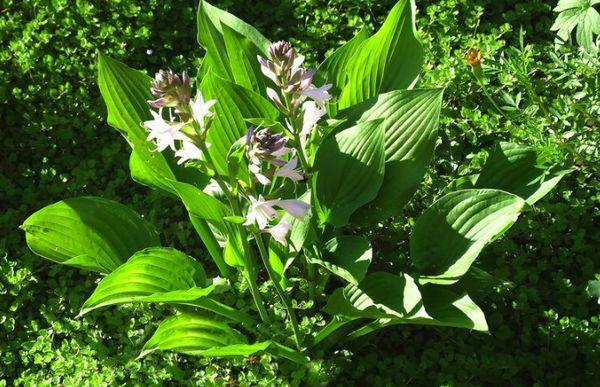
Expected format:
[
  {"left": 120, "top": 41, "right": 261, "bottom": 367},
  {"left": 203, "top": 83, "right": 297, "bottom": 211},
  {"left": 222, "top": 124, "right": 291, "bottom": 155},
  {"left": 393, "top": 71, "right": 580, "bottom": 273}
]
[
  {"left": 410, "top": 189, "right": 525, "bottom": 285},
  {"left": 21, "top": 197, "right": 160, "bottom": 273}
]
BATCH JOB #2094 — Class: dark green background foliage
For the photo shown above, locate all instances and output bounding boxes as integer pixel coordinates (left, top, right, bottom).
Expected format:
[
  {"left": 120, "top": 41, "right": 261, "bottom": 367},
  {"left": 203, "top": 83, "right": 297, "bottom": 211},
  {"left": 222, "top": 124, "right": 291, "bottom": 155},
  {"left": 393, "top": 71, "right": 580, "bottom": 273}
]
[{"left": 1, "top": 0, "right": 598, "bottom": 385}]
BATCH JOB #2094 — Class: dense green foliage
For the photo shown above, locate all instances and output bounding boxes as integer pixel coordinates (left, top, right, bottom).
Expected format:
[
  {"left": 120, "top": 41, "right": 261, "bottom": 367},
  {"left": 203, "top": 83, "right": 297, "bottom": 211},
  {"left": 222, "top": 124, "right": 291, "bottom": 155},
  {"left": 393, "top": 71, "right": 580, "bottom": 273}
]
[{"left": 1, "top": 0, "right": 598, "bottom": 385}]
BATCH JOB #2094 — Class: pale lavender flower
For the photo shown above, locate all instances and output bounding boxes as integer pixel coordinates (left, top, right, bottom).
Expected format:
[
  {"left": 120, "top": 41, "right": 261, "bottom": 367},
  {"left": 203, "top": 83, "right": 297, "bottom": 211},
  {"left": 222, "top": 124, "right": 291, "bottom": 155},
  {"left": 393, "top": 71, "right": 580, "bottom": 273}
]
[
  {"left": 273, "top": 157, "right": 304, "bottom": 182},
  {"left": 144, "top": 109, "right": 186, "bottom": 152},
  {"left": 266, "top": 88, "right": 286, "bottom": 112},
  {"left": 264, "top": 221, "right": 292, "bottom": 245},
  {"left": 244, "top": 195, "right": 309, "bottom": 229},
  {"left": 301, "top": 101, "right": 326, "bottom": 145},
  {"left": 275, "top": 199, "right": 309, "bottom": 219},
  {"left": 299, "top": 84, "right": 332, "bottom": 106},
  {"left": 244, "top": 195, "right": 280, "bottom": 229}
]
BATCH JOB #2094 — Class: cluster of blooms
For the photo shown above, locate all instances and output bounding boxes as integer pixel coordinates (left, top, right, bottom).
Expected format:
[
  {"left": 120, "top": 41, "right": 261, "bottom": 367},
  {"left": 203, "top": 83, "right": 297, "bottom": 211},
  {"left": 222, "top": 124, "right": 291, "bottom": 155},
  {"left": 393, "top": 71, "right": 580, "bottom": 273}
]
[
  {"left": 142, "top": 40, "right": 327, "bottom": 246},
  {"left": 143, "top": 69, "right": 216, "bottom": 165},
  {"left": 257, "top": 41, "right": 331, "bottom": 147}
]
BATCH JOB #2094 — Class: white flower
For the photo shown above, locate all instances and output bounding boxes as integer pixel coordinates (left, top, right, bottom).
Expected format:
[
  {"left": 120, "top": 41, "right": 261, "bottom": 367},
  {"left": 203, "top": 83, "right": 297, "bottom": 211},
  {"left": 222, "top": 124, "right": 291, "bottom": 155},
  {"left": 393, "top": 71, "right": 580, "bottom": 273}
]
[
  {"left": 265, "top": 221, "right": 292, "bottom": 245},
  {"left": 144, "top": 109, "right": 186, "bottom": 152},
  {"left": 190, "top": 91, "right": 217, "bottom": 129},
  {"left": 175, "top": 140, "right": 203, "bottom": 165},
  {"left": 274, "top": 157, "right": 303, "bottom": 182},
  {"left": 244, "top": 195, "right": 309, "bottom": 229},
  {"left": 301, "top": 101, "right": 326, "bottom": 146},
  {"left": 244, "top": 195, "right": 280, "bottom": 229},
  {"left": 299, "top": 84, "right": 332, "bottom": 106}
]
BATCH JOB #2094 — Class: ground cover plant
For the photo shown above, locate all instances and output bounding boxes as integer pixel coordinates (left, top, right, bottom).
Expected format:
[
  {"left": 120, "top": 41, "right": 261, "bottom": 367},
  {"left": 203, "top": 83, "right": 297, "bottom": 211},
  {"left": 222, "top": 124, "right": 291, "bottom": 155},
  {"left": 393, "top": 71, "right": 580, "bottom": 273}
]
[{"left": 2, "top": 0, "right": 598, "bottom": 385}]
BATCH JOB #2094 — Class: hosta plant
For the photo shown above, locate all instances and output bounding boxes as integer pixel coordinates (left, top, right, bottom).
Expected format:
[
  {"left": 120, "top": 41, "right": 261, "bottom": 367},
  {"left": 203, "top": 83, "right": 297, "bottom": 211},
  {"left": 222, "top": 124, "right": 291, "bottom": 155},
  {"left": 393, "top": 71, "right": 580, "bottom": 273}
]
[{"left": 22, "top": 0, "right": 571, "bottom": 363}]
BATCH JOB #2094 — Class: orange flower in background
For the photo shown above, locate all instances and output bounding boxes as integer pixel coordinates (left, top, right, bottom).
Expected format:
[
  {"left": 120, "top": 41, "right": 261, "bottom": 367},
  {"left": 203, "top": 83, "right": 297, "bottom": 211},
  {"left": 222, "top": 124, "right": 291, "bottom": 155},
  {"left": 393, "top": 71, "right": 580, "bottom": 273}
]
[{"left": 465, "top": 48, "right": 482, "bottom": 67}]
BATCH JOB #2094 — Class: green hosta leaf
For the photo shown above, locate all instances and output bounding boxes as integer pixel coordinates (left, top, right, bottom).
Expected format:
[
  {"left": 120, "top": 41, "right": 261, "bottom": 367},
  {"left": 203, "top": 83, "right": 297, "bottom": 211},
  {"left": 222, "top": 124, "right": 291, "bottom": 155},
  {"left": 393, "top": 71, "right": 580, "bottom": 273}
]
[
  {"left": 140, "top": 314, "right": 247, "bottom": 357},
  {"left": 140, "top": 314, "right": 308, "bottom": 363},
  {"left": 80, "top": 247, "right": 206, "bottom": 314},
  {"left": 551, "top": 0, "right": 600, "bottom": 51},
  {"left": 168, "top": 180, "right": 230, "bottom": 222},
  {"left": 348, "top": 287, "right": 488, "bottom": 338},
  {"left": 448, "top": 266, "right": 512, "bottom": 301},
  {"left": 97, "top": 53, "right": 206, "bottom": 196},
  {"left": 307, "top": 236, "right": 372, "bottom": 285},
  {"left": 344, "top": 88, "right": 443, "bottom": 222},
  {"left": 201, "top": 73, "right": 279, "bottom": 175},
  {"left": 414, "top": 286, "right": 488, "bottom": 331},
  {"left": 197, "top": 1, "right": 270, "bottom": 81},
  {"left": 338, "top": 0, "right": 423, "bottom": 109},
  {"left": 313, "top": 119, "right": 385, "bottom": 226},
  {"left": 475, "top": 142, "right": 572, "bottom": 205},
  {"left": 22, "top": 197, "right": 159, "bottom": 274},
  {"left": 411, "top": 189, "right": 525, "bottom": 285},
  {"left": 316, "top": 29, "right": 370, "bottom": 98},
  {"left": 324, "top": 272, "right": 428, "bottom": 319},
  {"left": 222, "top": 23, "right": 268, "bottom": 96}
]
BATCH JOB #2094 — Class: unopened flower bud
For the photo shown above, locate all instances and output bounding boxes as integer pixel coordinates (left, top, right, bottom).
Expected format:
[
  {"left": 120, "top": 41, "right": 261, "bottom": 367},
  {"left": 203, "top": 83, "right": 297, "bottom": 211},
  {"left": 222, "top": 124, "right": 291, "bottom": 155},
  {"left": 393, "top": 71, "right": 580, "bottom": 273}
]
[
  {"left": 269, "top": 41, "right": 296, "bottom": 70},
  {"left": 148, "top": 69, "right": 191, "bottom": 108}
]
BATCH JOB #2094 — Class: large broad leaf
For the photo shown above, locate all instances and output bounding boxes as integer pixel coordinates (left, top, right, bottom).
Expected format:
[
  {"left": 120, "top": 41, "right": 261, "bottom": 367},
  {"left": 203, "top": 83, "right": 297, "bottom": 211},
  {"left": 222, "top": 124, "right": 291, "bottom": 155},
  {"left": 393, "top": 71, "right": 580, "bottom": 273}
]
[
  {"left": 168, "top": 180, "right": 230, "bottom": 222},
  {"left": 197, "top": 1, "right": 270, "bottom": 83},
  {"left": 475, "top": 142, "right": 572, "bottom": 205},
  {"left": 338, "top": 0, "right": 423, "bottom": 109},
  {"left": 551, "top": 0, "right": 600, "bottom": 51},
  {"left": 343, "top": 88, "right": 443, "bottom": 222},
  {"left": 22, "top": 197, "right": 159, "bottom": 273},
  {"left": 313, "top": 119, "right": 385, "bottom": 226},
  {"left": 316, "top": 29, "right": 370, "bottom": 99},
  {"left": 347, "top": 286, "right": 488, "bottom": 340},
  {"left": 324, "top": 272, "right": 428, "bottom": 319},
  {"left": 411, "top": 189, "right": 525, "bottom": 285},
  {"left": 307, "top": 236, "right": 372, "bottom": 285},
  {"left": 141, "top": 314, "right": 308, "bottom": 363},
  {"left": 408, "top": 286, "right": 488, "bottom": 331},
  {"left": 201, "top": 73, "right": 280, "bottom": 175},
  {"left": 80, "top": 247, "right": 206, "bottom": 314},
  {"left": 222, "top": 23, "right": 268, "bottom": 96}
]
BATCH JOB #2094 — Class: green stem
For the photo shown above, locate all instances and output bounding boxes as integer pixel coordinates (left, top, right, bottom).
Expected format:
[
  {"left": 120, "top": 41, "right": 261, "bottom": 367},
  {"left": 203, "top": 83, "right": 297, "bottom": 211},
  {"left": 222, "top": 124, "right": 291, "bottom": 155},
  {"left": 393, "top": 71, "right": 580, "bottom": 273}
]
[
  {"left": 195, "top": 138, "right": 270, "bottom": 324},
  {"left": 255, "top": 233, "right": 302, "bottom": 349},
  {"left": 476, "top": 77, "right": 511, "bottom": 121}
]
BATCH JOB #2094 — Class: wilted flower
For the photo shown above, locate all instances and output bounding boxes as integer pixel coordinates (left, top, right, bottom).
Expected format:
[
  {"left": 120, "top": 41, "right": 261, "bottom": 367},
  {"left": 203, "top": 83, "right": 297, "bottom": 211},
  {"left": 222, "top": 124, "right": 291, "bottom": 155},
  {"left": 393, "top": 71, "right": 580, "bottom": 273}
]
[
  {"left": 144, "top": 109, "right": 186, "bottom": 152},
  {"left": 148, "top": 69, "right": 191, "bottom": 108},
  {"left": 244, "top": 195, "right": 308, "bottom": 230},
  {"left": 190, "top": 91, "right": 217, "bottom": 130},
  {"left": 465, "top": 48, "right": 482, "bottom": 68}
]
